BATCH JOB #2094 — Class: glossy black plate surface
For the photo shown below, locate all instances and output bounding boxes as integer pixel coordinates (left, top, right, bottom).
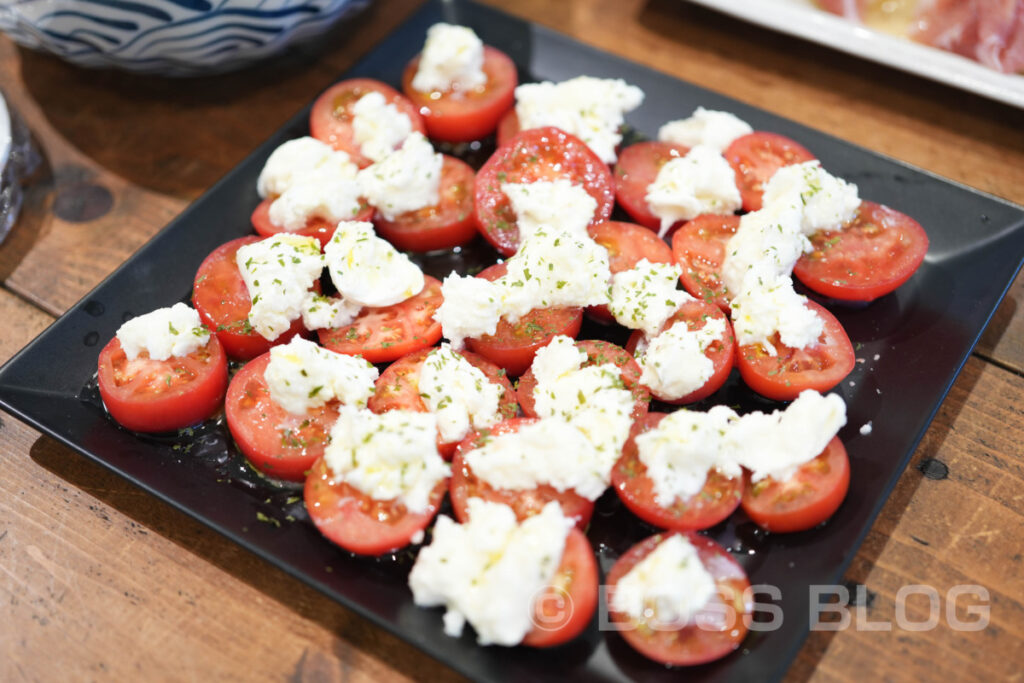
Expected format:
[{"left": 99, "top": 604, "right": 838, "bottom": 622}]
[{"left": 1, "top": 1, "right": 1023, "bottom": 681}]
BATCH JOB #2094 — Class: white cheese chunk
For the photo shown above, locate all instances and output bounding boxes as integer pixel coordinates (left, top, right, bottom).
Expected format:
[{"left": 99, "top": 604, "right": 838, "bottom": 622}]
[
  {"left": 351, "top": 91, "right": 415, "bottom": 164},
  {"left": 720, "top": 201, "right": 806, "bottom": 299},
  {"left": 263, "top": 337, "right": 378, "bottom": 416},
  {"left": 409, "top": 499, "right": 572, "bottom": 646},
  {"left": 356, "top": 132, "right": 443, "bottom": 220},
  {"left": 235, "top": 234, "right": 324, "bottom": 341},
  {"left": 637, "top": 315, "right": 727, "bottom": 400},
  {"left": 729, "top": 274, "right": 823, "bottom": 350},
  {"left": 300, "top": 293, "right": 362, "bottom": 330},
  {"left": 257, "top": 136, "right": 352, "bottom": 198},
  {"left": 611, "top": 534, "right": 717, "bottom": 625},
  {"left": 324, "top": 221, "right": 425, "bottom": 308},
  {"left": 418, "top": 344, "right": 504, "bottom": 443},
  {"left": 657, "top": 107, "right": 753, "bottom": 152},
  {"left": 762, "top": 161, "right": 860, "bottom": 235},
  {"left": 609, "top": 259, "right": 690, "bottom": 338},
  {"left": 410, "top": 22, "right": 487, "bottom": 93},
  {"left": 501, "top": 179, "right": 597, "bottom": 244},
  {"left": 644, "top": 145, "right": 742, "bottom": 237},
  {"left": 435, "top": 274, "right": 506, "bottom": 350},
  {"left": 116, "top": 303, "right": 209, "bottom": 361}
]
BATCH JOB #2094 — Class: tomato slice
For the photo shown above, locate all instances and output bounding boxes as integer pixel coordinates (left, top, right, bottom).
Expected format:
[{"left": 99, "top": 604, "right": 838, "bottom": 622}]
[
  {"left": 192, "top": 236, "right": 310, "bottom": 360},
  {"left": 304, "top": 456, "right": 446, "bottom": 556},
  {"left": 309, "top": 78, "right": 426, "bottom": 168},
  {"left": 611, "top": 413, "right": 742, "bottom": 531},
  {"left": 373, "top": 155, "right": 478, "bottom": 253},
  {"left": 367, "top": 347, "right": 519, "bottom": 459},
  {"left": 251, "top": 198, "right": 374, "bottom": 249},
  {"left": 223, "top": 352, "right": 338, "bottom": 482},
  {"left": 671, "top": 213, "right": 740, "bottom": 312},
  {"left": 736, "top": 300, "right": 855, "bottom": 401},
  {"left": 318, "top": 275, "right": 444, "bottom": 364},
  {"left": 97, "top": 335, "right": 228, "bottom": 434},
  {"left": 495, "top": 108, "right": 520, "bottom": 147},
  {"left": 612, "top": 141, "right": 691, "bottom": 232},
  {"left": 624, "top": 300, "right": 735, "bottom": 404},
  {"left": 793, "top": 201, "right": 929, "bottom": 302},
  {"left": 463, "top": 263, "right": 584, "bottom": 376},
  {"left": 401, "top": 46, "right": 518, "bottom": 143},
  {"left": 449, "top": 417, "right": 595, "bottom": 529},
  {"left": 587, "top": 220, "right": 675, "bottom": 323},
  {"left": 607, "top": 532, "right": 751, "bottom": 666},
  {"left": 474, "top": 126, "right": 615, "bottom": 257},
  {"left": 724, "top": 132, "right": 815, "bottom": 212},
  {"left": 521, "top": 528, "right": 599, "bottom": 648},
  {"left": 516, "top": 339, "right": 650, "bottom": 423},
  {"left": 741, "top": 435, "right": 850, "bottom": 533}
]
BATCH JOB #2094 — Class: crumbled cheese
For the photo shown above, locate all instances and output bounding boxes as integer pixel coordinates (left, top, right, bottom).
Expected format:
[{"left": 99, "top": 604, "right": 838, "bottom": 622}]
[
  {"left": 356, "top": 132, "right": 443, "bottom": 220},
  {"left": 514, "top": 76, "right": 644, "bottom": 163},
  {"left": 860, "top": 421, "right": 873, "bottom": 436},
  {"left": 263, "top": 337, "right": 378, "bottom": 415},
  {"left": 644, "top": 145, "right": 742, "bottom": 237},
  {"left": 501, "top": 179, "right": 597, "bottom": 244},
  {"left": 762, "top": 161, "right": 860, "bottom": 235},
  {"left": 235, "top": 234, "right": 324, "bottom": 341},
  {"left": 409, "top": 499, "right": 572, "bottom": 646},
  {"left": 611, "top": 534, "right": 716, "bottom": 625},
  {"left": 657, "top": 107, "right": 754, "bottom": 152},
  {"left": 257, "top": 136, "right": 352, "bottom": 198},
  {"left": 608, "top": 259, "right": 689, "bottom": 338},
  {"left": 418, "top": 344, "right": 503, "bottom": 443},
  {"left": 300, "top": 293, "right": 362, "bottom": 330},
  {"left": 324, "top": 221, "right": 424, "bottom": 308},
  {"left": 351, "top": 91, "right": 415, "bottom": 163},
  {"left": 637, "top": 315, "right": 727, "bottom": 400},
  {"left": 729, "top": 274, "right": 823, "bottom": 350},
  {"left": 720, "top": 201, "right": 807, "bottom": 298},
  {"left": 116, "top": 303, "right": 209, "bottom": 361},
  {"left": 435, "top": 274, "right": 506, "bottom": 350},
  {"left": 410, "top": 22, "right": 487, "bottom": 93}
]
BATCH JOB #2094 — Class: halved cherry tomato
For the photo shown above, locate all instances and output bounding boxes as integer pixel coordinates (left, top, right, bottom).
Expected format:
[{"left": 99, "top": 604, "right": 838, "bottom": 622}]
[
  {"left": 367, "top": 347, "right": 518, "bottom": 459},
  {"left": 449, "top": 417, "right": 595, "bottom": 529},
  {"left": 318, "top": 275, "right": 444, "bottom": 364},
  {"left": 613, "top": 141, "right": 691, "bottom": 232},
  {"left": 607, "top": 532, "right": 751, "bottom": 666},
  {"left": 794, "top": 201, "right": 929, "bottom": 302},
  {"left": 463, "top": 263, "right": 584, "bottom": 376},
  {"left": 724, "top": 132, "right": 815, "bottom": 212},
  {"left": 495, "top": 109, "right": 520, "bottom": 147},
  {"left": 611, "top": 413, "right": 742, "bottom": 531},
  {"left": 97, "top": 334, "right": 227, "bottom": 434},
  {"left": 401, "top": 46, "right": 518, "bottom": 143},
  {"left": 736, "top": 300, "right": 855, "bottom": 401},
  {"left": 192, "top": 236, "right": 311, "bottom": 360},
  {"left": 374, "top": 155, "right": 478, "bottom": 252},
  {"left": 224, "top": 352, "right": 337, "bottom": 482},
  {"left": 304, "top": 456, "right": 446, "bottom": 556},
  {"left": 250, "top": 198, "right": 374, "bottom": 249},
  {"left": 671, "top": 213, "right": 740, "bottom": 312},
  {"left": 309, "top": 78, "right": 426, "bottom": 168},
  {"left": 516, "top": 339, "right": 649, "bottom": 423},
  {"left": 587, "top": 220, "right": 675, "bottom": 323},
  {"left": 624, "top": 300, "right": 735, "bottom": 404},
  {"left": 474, "top": 126, "right": 615, "bottom": 256},
  {"left": 741, "top": 435, "right": 850, "bottom": 533},
  {"left": 521, "top": 528, "right": 599, "bottom": 648}
]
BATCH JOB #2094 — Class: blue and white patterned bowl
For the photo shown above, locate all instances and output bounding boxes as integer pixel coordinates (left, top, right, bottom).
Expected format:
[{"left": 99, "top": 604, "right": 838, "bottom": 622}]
[{"left": 0, "top": 0, "right": 372, "bottom": 76}]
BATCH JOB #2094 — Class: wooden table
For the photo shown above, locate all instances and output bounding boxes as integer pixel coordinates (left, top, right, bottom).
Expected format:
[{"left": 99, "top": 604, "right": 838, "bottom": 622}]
[{"left": 1, "top": 0, "right": 1021, "bottom": 680}]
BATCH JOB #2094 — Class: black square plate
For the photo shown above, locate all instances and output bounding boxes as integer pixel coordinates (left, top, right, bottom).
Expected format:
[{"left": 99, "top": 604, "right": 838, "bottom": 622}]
[{"left": 1, "top": 1, "right": 1022, "bottom": 681}]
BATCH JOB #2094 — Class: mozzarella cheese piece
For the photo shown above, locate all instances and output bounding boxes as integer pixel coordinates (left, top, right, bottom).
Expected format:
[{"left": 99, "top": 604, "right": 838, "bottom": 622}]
[
  {"left": 116, "top": 303, "right": 209, "bottom": 361},
  {"left": 263, "top": 337, "right": 378, "bottom": 416},
  {"left": 351, "top": 91, "right": 415, "bottom": 163},
  {"left": 409, "top": 499, "right": 572, "bottom": 646},
  {"left": 323, "top": 407, "right": 448, "bottom": 514},
  {"left": 644, "top": 145, "right": 742, "bottom": 237},
  {"left": 611, "top": 534, "right": 717, "bottom": 625},
  {"left": 434, "top": 274, "right": 506, "bottom": 350},
  {"left": 418, "top": 344, "right": 504, "bottom": 443},
  {"left": 514, "top": 76, "right": 644, "bottom": 163},
  {"left": 608, "top": 259, "right": 690, "bottom": 338},
  {"left": 637, "top": 315, "right": 727, "bottom": 400},
  {"left": 501, "top": 179, "right": 597, "bottom": 244},
  {"left": 657, "top": 107, "right": 753, "bottom": 152},
  {"left": 729, "top": 274, "right": 823, "bottom": 350},
  {"left": 762, "top": 161, "right": 860, "bottom": 235},
  {"left": 721, "top": 201, "right": 806, "bottom": 298},
  {"left": 410, "top": 22, "right": 487, "bottom": 93},
  {"left": 300, "top": 293, "right": 362, "bottom": 330},
  {"left": 356, "top": 132, "right": 443, "bottom": 221},
  {"left": 324, "top": 221, "right": 425, "bottom": 308},
  {"left": 236, "top": 234, "right": 324, "bottom": 341}
]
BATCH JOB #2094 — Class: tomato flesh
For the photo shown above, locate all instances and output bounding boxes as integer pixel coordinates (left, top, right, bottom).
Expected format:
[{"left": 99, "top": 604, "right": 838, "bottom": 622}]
[
  {"left": 613, "top": 141, "right": 691, "bottom": 232},
  {"left": 251, "top": 197, "right": 374, "bottom": 249},
  {"left": 495, "top": 108, "right": 520, "bottom": 147},
  {"left": 587, "top": 220, "right": 675, "bottom": 323},
  {"left": 724, "top": 132, "right": 815, "bottom": 212},
  {"left": 671, "top": 213, "right": 740, "bottom": 312},
  {"left": 521, "top": 528, "right": 599, "bottom": 648}
]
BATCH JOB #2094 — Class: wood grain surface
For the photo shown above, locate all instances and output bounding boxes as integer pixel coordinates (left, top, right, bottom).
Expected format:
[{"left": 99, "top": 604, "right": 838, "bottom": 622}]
[{"left": 0, "top": 0, "right": 1021, "bottom": 681}]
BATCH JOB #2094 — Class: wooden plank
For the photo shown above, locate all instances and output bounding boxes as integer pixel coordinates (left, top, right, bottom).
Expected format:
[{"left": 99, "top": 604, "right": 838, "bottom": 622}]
[{"left": 976, "top": 271, "right": 1024, "bottom": 374}]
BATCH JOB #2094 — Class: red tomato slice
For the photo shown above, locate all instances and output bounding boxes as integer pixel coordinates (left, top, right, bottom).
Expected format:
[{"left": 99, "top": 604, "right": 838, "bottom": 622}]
[
  {"left": 304, "top": 456, "right": 446, "bottom": 556},
  {"left": 736, "top": 300, "right": 855, "bottom": 401},
  {"left": 373, "top": 155, "right": 478, "bottom": 253},
  {"left": 250, "top": 198, "right": 374, "bottom": 249},
  {"left": 586, "top": 220, "right": 675, "bottom": 323},
  {"left": 741, "top": 435, "right": 850, "bottom": 533},
  {"left": 474, "top": 126, "right": 615, "bottom": 257},
  {"left": 318, "top": 275, "right": 444, "bottom": 364},
  {"left": 309, "top": 78, "right": 426, "bottom": 168},
  {"left": 607, "top": 532, "right": 751, "bottom": 666},
  {"left": 97, "top": 334, "right": 227, "bottom": 434},
  {"left": 495, "top": 108, "right": 520, "bottom": 147},
  {"left": 611, "top": 413, "right": 742, "bottom": 531},
  {"left": 624, "top": 300, "right": 735, "bottom": 404},
  {"left": 793, "top": 201, "right": 929, "bottom": 302},
  {"left": 521, "top": 528, "right": 599, "bottom": 648},
  {"left": 401, "top": 46, "right": 518, "bottom": 143},
  {"left": 463, "top": 263, "right": 584, "bottom": 376},
  {"left": 516, "top": 339, "right": 650, "bottom": 423},
  {"left": 449, "top": 417, "right": 595, "bottom": 529},
  {"left": 367, "top": 347, "right": 519, "bottom": 459},
  {"left": 612, "top": 141, "right": 691, "bottom": 232},
  {"left": 671, "top": 214, "right": 740, "bottom": 312},
  {"left": 224, "top": 352, "right": 338, "bottom": 482},
  {"left": 192, "top": 236, "right": 310, "bottom": 360},
  {"left": 724, "top": 132, "right": 815, "bottom": 212}
]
